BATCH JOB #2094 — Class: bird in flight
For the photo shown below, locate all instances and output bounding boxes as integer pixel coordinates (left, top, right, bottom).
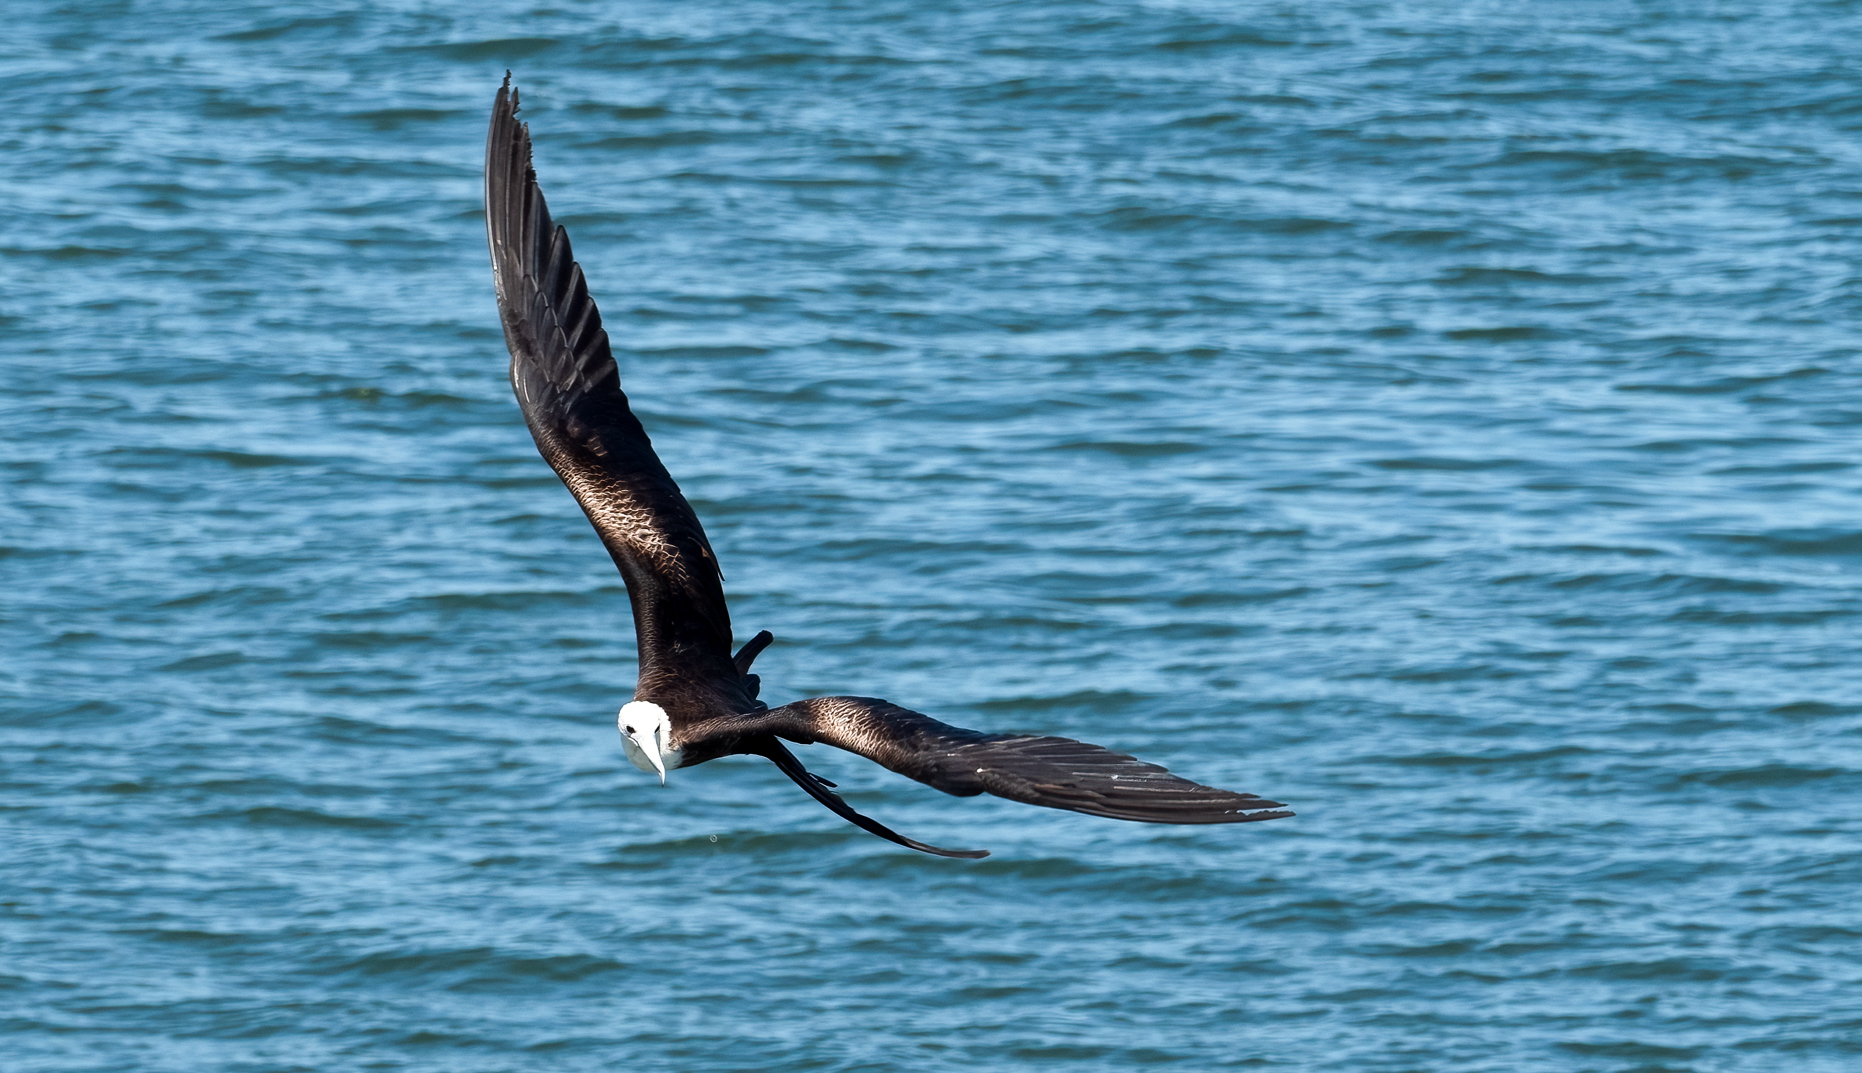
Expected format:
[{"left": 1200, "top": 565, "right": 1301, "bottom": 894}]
[{"left": 484, "top": 76, "right": 1290, "bottom": 858}]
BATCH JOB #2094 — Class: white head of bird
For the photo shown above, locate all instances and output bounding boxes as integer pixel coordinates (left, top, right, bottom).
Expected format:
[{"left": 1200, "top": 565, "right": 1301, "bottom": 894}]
[{"left": 618, "top": 700, "right": 677, "bottom": 784}]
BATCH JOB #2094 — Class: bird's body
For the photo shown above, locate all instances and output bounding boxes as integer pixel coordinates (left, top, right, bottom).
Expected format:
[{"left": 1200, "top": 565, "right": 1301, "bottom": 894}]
[{"left": 485, "top": 76, "right": 1289, "bottom": 858}]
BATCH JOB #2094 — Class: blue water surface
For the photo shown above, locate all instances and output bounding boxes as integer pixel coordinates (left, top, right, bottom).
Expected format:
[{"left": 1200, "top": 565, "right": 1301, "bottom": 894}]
[{"left": 5, "top": 2, "right": 1862, "bottom": 1070}]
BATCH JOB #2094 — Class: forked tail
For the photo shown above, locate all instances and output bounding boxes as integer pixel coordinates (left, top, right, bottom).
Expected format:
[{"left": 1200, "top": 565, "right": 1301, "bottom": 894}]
[{"left": 745, "top": 735, "right": 990, "bottom": 859}]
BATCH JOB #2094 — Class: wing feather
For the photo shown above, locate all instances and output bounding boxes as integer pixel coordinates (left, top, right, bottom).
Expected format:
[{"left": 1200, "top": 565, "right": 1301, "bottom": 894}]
[
  {"left": 763, "top": 697, "right": 1291, "bottom": 825},
  {"left": 485, "top": 77, "right": 735, "bottom": 682}
]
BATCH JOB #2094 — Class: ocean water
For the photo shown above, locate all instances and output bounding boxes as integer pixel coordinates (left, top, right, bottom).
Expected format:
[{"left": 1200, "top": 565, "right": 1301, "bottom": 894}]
[{"left": 6, "top": 1, "right": 1862, "bottom": 1070}]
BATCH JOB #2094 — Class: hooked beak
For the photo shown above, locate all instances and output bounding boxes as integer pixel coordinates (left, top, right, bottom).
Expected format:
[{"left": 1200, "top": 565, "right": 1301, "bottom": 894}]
[{"left": 646, "top": 737, "right": 667, "bottom": 786}]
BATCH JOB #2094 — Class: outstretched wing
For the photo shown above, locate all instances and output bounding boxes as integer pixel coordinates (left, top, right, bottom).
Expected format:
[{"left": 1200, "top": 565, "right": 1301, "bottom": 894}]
[
  {"left": 763, "top": 697, "right": 1292, "bottom": 824},
  {"left": 485, "top": 77, "right": 735, "bottom": 683}
]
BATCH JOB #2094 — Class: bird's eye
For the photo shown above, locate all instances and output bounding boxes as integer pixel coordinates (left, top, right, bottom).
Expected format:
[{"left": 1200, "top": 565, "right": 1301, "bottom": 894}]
[{"left": 624, "top": 726, "right": 635, "bottom": 734}]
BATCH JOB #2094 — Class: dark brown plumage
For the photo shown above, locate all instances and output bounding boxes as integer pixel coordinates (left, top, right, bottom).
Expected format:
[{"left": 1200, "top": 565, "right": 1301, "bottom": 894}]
[{"left": 485, "top": 76, "right": 1290, "bottom": 859}]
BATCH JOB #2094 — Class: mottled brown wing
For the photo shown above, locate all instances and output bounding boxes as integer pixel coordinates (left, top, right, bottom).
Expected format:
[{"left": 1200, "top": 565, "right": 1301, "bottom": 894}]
[
  {"left": 766, "top": 697, "right": 1292, "bottom": 824},
  {"left": 485, "top": 77, "right": 734, "bottom": 682}
]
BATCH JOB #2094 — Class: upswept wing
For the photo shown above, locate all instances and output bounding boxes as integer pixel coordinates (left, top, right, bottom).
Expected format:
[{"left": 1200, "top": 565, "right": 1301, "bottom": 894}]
[
  {"left": 765, "top": 697, "right": 1292, "bottom": 824},
  {"left": 485, "top": 77, "right": 734, "bottom": 681}
]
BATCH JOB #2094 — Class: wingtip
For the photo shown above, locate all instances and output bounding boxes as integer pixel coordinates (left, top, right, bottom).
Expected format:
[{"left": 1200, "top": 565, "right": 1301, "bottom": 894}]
[{"left": 492, "top": 72, "right": 520, "bottom": 123}]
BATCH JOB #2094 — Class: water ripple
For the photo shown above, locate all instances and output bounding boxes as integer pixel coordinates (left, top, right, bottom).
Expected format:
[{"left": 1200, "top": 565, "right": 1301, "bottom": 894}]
[{"left": 6, "top": 1, "right": 1862, "bottom": 1071}]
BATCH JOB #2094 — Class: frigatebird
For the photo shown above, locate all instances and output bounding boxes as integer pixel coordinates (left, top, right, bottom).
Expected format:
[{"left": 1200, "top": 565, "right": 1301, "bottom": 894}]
[{"left": 484, "top": 77, "right": 1290, "bottom": 858}]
